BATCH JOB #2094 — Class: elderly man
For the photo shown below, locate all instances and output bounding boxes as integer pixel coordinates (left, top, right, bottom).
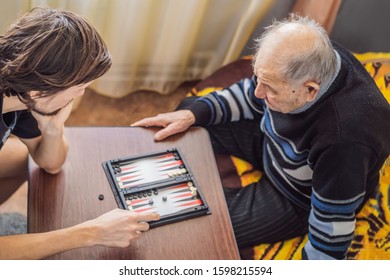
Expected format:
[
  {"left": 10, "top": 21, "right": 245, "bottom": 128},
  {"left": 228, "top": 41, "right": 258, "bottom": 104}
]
[{"left": 132, "top": 14, "right": 390, "bottom": 259}]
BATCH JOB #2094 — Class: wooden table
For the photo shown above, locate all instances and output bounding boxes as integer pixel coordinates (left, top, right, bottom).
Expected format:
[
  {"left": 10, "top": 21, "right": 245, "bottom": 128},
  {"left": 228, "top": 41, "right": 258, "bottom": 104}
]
[{"left": 28, "top": 127, "right": 239, "bottom": 260}]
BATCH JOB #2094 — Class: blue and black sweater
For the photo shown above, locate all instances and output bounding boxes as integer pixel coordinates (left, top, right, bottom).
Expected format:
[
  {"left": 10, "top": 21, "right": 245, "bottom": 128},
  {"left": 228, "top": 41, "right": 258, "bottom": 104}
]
[{"left": 179, "top": 43, "right": 390, "bottom": 259}]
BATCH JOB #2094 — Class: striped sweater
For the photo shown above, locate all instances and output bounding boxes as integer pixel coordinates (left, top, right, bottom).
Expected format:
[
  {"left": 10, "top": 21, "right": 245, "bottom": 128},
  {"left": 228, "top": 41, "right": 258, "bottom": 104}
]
[{"left": 179, "top": 43, "right": 390, "bottom": 259}]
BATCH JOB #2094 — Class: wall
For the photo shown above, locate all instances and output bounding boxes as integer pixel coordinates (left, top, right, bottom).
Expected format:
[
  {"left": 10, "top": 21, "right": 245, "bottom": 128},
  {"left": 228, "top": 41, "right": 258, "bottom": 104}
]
[
  {"left": 242, "top": 0, "right": 390, "bottom": 56},
  {"left": 330, "top": 0, "right": 390, "bottom": 53}
]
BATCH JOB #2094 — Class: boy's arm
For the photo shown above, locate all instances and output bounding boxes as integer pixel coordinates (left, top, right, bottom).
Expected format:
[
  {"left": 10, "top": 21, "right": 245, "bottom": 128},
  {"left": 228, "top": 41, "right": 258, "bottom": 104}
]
[
  {"left": 19, "top": 100, "right": 74, "bottom": 174},
  {"left": 0, "top": 209, "right": 159, "bottom": 260}
]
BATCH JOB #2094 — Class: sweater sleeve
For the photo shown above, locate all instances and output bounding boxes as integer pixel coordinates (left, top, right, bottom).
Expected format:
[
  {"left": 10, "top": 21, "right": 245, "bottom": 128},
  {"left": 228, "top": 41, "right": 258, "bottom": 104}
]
[
  {"left": 303, "top": 143, "right": 377, "bottom": 259},
  {"left": 176, "top": 75, "right": 264, "bottom": 126}
]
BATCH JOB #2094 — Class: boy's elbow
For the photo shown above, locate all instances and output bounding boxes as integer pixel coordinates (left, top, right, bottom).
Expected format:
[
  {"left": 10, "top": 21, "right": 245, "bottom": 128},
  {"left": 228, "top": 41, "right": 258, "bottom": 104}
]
[{"left": 40, "top": 161, "right": 65, "bottom": 174}]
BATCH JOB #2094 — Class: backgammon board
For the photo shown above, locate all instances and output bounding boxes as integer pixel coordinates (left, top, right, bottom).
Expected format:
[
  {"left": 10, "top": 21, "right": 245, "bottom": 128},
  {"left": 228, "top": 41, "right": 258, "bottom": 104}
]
[{"left": 102, "top": 148, "right": 211, "bottom": 227}]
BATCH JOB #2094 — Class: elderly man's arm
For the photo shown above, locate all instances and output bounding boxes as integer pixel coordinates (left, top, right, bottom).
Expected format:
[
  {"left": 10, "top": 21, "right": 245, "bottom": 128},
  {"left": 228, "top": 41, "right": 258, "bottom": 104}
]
[
  {"left": 132, "top": 76, "right": 263, "bottom": 141},
  {"left": 303, "top": 143, "right": 377, "bottom": 259}
]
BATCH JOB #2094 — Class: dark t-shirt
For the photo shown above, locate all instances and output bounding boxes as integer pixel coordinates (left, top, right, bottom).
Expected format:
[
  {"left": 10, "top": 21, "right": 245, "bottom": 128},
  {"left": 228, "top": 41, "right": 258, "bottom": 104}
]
[{"left": 1, "top": 95, "right": 41, "bottom": 149}]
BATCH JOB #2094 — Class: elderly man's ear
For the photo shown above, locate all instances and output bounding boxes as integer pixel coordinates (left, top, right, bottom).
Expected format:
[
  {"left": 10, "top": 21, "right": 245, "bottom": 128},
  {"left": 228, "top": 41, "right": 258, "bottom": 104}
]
[{"left": 305, "top": 82, "right": 320, "bottom": 102}]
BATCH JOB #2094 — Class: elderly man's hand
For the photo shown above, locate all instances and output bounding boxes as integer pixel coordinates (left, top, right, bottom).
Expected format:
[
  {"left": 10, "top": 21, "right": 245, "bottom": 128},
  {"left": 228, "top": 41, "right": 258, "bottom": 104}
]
[{"left": 131, "top": 110, "right": 195, "bottom": 141}]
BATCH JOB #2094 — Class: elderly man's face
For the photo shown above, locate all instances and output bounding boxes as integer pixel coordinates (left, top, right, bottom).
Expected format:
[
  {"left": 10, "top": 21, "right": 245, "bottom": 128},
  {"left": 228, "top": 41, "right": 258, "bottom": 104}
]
[
  {"left": 253, "top": 63, "right": 318, "bottom": 113},
  {"left": 252, "top": 29, "right": 320, "bottom": 113}
]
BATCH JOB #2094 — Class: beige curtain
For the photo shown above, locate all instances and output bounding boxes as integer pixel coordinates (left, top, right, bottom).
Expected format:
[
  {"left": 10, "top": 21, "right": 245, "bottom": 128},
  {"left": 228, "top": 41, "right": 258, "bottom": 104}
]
[{"left": 0, "top": 0, "right": 275, "bottom": 97}]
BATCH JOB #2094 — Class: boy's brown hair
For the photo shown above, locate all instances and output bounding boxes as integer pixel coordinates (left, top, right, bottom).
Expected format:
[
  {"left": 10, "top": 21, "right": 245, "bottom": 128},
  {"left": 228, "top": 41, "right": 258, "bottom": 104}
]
[{"left": 0, "top": 7, "right": 111, "bottom": 106}]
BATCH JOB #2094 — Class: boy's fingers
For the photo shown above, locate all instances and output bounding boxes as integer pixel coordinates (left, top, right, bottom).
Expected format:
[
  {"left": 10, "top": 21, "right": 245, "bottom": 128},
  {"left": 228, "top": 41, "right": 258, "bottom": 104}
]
[{"left": 136, "top": 212, "right": 160, "bottom": 222}]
